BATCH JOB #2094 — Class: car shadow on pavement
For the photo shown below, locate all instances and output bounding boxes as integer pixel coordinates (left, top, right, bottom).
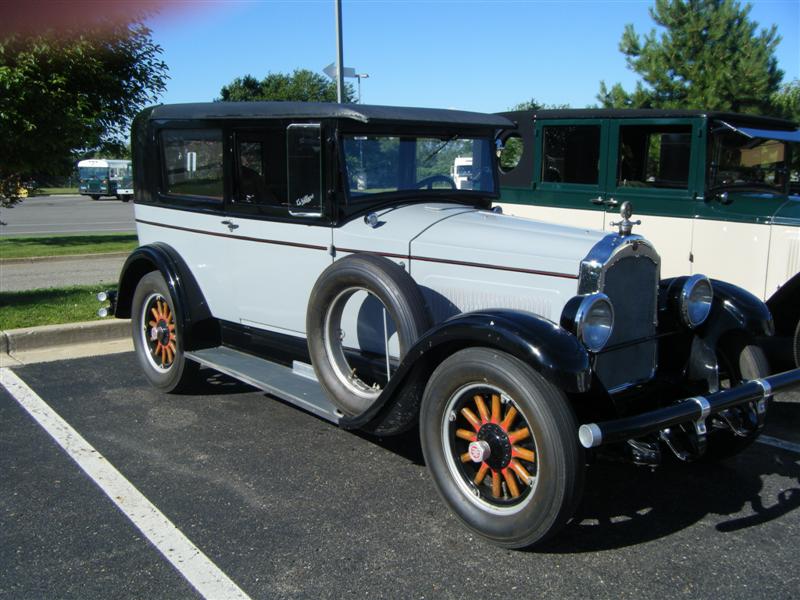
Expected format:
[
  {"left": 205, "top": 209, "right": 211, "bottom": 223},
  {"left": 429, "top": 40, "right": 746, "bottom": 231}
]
[{"left": 535, "top": 447, "right": 800, "bottom": 553}]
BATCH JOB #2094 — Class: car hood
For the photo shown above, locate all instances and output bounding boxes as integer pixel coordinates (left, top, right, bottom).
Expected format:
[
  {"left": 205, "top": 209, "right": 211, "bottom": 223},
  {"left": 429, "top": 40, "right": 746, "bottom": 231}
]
[{"left": 410, "top": 207, "right": 607, "bottom": 279}]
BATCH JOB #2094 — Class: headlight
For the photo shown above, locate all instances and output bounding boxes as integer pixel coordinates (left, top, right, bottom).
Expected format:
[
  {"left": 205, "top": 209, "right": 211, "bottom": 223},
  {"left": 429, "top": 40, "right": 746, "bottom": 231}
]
[
  {"left": 679, "top": 275, "right": 713, "bottom": 328},
  {"left": 561, "top": 293, "right": 614, "bottom": 352}
]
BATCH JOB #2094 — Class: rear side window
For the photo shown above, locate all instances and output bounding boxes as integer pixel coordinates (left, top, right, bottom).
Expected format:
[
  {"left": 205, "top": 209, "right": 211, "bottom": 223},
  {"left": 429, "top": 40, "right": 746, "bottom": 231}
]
[
  {"left": 618, "top": 125, "right": 691, "bottom": 189},
  {"left": 161, "top": 129, "right": 224, "bottom": 200},
  {"left": 541, "top": 125, "right": 601, "bottom": 184}
]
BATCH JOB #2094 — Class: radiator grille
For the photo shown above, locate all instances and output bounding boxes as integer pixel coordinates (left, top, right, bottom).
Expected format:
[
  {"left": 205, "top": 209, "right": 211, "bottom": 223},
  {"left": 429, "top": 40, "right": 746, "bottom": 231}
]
[{"left": 594, "top": 255, "right": 658, "bottom": 393}]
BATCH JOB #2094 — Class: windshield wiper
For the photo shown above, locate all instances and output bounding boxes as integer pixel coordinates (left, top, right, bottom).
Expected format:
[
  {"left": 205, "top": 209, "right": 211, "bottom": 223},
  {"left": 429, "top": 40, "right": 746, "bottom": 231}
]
[{"left": 420, "top": 134, "right": 458, "bottom": 165}]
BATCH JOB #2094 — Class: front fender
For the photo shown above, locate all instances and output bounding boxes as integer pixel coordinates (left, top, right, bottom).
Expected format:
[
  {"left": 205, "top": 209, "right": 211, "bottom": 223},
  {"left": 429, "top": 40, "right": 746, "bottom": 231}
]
[
  {"left": 701, "top": 279, "right": 774, "bottom": 346},
  {"left": 341, "top": 309, "right": 591, "bottom": 434},
  {"left": 115, "top": 243, "right": 215, "bottom": 349}
]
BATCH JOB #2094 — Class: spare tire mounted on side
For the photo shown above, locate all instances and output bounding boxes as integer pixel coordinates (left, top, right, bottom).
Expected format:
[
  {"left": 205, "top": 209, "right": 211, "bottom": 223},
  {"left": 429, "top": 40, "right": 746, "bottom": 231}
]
[{"left": 306, "top": 253, "right": 431, "bottom": 416}]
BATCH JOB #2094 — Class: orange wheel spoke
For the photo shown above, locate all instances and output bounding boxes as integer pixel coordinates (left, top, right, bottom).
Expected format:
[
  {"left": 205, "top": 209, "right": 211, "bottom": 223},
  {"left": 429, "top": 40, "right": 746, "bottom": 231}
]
[
  {"left": 455, "top": 429, "right": 477, "bottom": 442},
  {"left": 500, "top": 406, "right": 517, "bottom": 430},
  {"left": 508, "top": 427, "right": 530, "bottom": 444},
  {"left": 502, "top": 469, "right": 520, "bottom": 498},
  {"left": 491, "top": 394, "right": 501, "bottom": 423},
  {"left": 165, "top": 345, "right": 174, "bottom": 364},
  {"left": 474, "top": 463, "right": 489, "bottom": 485},
  {"left": 491, "top": 471, "right": 502, "bottom": 498},
  {"left": 460, "top": 451, "right": 472, "bottom": 463},
  {"left": 150, "top": 307, "right": 159, "bottom": 321},
  {"left": 168, "top": 341, "right": 176, "bottom": 353},
  {"left": 160, "top": 345, "right": 167, "bottom": 365},
  {"left": 168, "top": 324, "right": 176, "bottom": 331},
  {"left": 512, "top": 446, "right": 535, "bottom": 463},
  {"left": 169, "top": 332, "right": 176, "bottom": 342},
  {"left": 509, "top": 459, "right": 532, "bottom": 485},
  {"left": 148, "top": 320, "right": 157, "bottom": 327},
  {"left": 474, "top": 395, "right": 490, "bottom": 423},
  {"left": 460, "top": 407, "right": 481, "bottom": 431}
]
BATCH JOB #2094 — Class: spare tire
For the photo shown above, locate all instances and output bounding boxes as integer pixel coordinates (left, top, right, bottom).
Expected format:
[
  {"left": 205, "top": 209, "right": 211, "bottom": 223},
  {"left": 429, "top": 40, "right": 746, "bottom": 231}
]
[{"left": 307, "top": 253, "right": 431, "bottom": 416}]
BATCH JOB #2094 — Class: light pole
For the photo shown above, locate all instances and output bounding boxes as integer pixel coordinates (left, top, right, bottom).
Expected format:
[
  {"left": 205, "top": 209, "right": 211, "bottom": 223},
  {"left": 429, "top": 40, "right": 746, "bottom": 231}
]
[
  {"left": 355, "top": 73, "right": 369, "bottom": 103},
  {"left": 334, "top": 0, "right": 344, "bottom": 103}
]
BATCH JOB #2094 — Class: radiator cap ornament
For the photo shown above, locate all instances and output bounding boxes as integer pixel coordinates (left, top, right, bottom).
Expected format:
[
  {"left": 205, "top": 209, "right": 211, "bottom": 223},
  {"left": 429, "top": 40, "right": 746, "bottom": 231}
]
[{"left": 610, "top": 201, "right": 641, "bottom": 236}]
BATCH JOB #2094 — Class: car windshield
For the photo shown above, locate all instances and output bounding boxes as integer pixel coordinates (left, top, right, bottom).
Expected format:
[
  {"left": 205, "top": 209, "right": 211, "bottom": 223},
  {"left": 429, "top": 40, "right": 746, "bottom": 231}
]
[
  {"left": 342, "top": 134, "right": 495, "bottom": 199},
  {"left": 708, "top": 128, "right": 788, "bottom": 192},
  {"left": 79, "top": 167, "right": 107, "bottom": 179}
]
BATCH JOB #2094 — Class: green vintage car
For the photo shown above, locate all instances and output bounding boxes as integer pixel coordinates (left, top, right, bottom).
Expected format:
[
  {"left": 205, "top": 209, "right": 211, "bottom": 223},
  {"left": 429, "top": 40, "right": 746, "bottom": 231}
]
[{"left": 496, "top": 109, "right": 800, "bottom": 369}]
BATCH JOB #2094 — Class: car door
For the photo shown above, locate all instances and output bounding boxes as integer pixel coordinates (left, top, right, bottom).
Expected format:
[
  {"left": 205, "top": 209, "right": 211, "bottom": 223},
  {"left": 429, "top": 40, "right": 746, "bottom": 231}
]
[
  {"left": 521, "top": 118, "right": 610, "bottom": 230},
  {"left": 691, "top": 124, "right": 789, "bottom": 299},
  {"left": 226, "top": 123, "right": 333, "bottom": 335},
  {"left": 602, "top": 118, "right": 699, "bottom": 278}
]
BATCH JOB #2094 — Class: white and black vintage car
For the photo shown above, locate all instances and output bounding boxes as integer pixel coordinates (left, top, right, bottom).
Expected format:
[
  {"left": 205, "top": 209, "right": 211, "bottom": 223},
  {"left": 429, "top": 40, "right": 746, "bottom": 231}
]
[{"left": 109, "top": 102, "right": 800, "bottom": 548}]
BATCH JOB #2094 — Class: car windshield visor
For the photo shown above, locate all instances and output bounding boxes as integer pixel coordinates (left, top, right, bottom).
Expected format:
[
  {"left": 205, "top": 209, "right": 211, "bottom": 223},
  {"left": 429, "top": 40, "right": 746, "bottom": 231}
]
[
  {"left": 717, "top": 121, "right": 800, "bottom": 143},
  {"left": 342, "top": 134, "right": 495, "bottom": 200}
]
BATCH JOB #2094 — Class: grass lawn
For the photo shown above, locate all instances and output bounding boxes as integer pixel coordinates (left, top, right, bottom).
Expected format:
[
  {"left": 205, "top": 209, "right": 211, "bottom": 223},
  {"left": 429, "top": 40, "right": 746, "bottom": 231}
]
[
  {"left": 0, "top": 233, "right": 138, "bottom": 259},
  {"left": 0, "top": 285, "right": 115, "bottom": 330}
]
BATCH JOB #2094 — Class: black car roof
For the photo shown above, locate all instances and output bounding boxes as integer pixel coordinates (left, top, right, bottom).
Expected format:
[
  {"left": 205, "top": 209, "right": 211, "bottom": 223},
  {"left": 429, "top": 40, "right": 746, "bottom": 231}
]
[
  {"left": 149, "top": 102, "right": 514, "bottom": 129},
  {"left": 499, "top": 108, "right": 797, "bottom": 129}
]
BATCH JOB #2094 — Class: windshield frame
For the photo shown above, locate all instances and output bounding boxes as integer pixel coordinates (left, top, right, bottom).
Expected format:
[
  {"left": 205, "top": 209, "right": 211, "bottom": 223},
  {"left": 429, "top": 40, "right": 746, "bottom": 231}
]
[
  {"left": 707, "top": 122, "right": 792, "bottom": 196},
  {"left": 336, "top": 125, "right": 500, "bottom": 208}
]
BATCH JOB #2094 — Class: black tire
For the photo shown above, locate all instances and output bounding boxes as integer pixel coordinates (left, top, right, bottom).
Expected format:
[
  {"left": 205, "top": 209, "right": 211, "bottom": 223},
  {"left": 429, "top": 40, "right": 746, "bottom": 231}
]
[
  {"left": 306, "top": 253, "right": 430, "bottom": 416},
  {"left": 420, "top": 347, "right": 584, "bottom": 548},
  {"left": 90, "top": 194, "right": 101, "bottom": 200},
  {"left": 131, "top": 271, "right": 198, "bottom": 392},
  {"left": 793, "top": 318, "right": 800, "bottom": 369},
  {"left": 704, "top": 341, "right": 770, "bottom": 460},
  {"left": 121, "top": 195, "right": 131, "bottom": 202}
]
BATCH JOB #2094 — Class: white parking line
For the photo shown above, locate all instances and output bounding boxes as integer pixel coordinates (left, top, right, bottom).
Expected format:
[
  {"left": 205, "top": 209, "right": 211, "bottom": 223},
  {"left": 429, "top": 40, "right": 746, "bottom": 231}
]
[
  {"left": 757, "top": 435, "right": 800, "bottom": 455},
  {"left": 0, "top": 368, "right": 251, "bottom": 600}
]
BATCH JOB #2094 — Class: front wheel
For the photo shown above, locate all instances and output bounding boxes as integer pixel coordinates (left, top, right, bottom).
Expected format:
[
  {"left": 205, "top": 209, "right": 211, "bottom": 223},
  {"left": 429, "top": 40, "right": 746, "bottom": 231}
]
[
  {"left": 131, "top": 271, "right": 198, "bottom": 392},
  {"left": 90, "top": 194, "right": 101, "bottom": 200},
  {"left": 704, "top": 341, "right": 770, "bottom": 460},
  {"left": 420, "top": 347, "right": 584, "bottom": 548}
]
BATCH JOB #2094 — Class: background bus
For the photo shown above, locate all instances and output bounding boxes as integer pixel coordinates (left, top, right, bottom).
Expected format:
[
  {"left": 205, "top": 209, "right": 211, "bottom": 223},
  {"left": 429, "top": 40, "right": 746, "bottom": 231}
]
[{"left": 77, "top": 158, "right": 133, "bottom": 201}]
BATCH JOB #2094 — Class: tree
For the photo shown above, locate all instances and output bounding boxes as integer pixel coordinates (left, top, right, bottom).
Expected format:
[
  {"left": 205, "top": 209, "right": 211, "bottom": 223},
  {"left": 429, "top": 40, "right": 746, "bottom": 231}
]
[
  {"left": 597, "top": 0, "right": 784, "bottom": 114},
  {"left": 772, "top": 80, "right": 800, "bottom": 123},
  {"left": 218, "top": 69, "right": 354, "bottom": 103},
  {"left": 0, "top": 21, "right": 167, "bottom": 206}
]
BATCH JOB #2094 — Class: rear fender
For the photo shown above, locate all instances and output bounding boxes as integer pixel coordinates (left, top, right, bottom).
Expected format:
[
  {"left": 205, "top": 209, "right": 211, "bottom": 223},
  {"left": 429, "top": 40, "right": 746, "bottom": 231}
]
[{"left": 115, "top": 243, "right": 217, "bottom": 349}]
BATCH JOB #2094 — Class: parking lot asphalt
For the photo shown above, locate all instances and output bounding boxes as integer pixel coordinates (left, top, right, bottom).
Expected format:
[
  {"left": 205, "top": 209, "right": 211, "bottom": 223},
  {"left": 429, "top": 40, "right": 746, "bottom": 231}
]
[{"left": 2, "top": 352, "right": 799, "bottom": 599}]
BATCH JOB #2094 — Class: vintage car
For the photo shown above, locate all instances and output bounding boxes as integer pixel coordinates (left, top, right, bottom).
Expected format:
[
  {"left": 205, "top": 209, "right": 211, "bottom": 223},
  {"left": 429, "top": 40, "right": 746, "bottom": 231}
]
[
  {"left": 495, "top": 109, "right": 800, "bottom": 370},
  {"left": 108, "top": 102, "right": 800, "bottom": 548}
]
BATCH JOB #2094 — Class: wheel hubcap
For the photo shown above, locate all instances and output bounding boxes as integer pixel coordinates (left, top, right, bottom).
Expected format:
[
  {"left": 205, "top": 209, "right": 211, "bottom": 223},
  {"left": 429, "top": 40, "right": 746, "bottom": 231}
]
[
  {"left": 142, "top": 294, "right": 177, "bottom": 371},
  {"left": 444, "top": 385, "right": 538, "bottom": 512}
]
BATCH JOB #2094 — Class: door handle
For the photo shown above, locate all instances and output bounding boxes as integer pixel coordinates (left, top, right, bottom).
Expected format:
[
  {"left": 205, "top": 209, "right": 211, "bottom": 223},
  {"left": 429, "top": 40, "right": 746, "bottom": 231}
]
[
  {"left": 604, "top": 197, "right": 619, "bottom": 207},
  {"left": 589, "top": 196, "right": 605, "bottom": 205},
  {"left": 221, "top": 220, "right": 239, "bottom": 231}
]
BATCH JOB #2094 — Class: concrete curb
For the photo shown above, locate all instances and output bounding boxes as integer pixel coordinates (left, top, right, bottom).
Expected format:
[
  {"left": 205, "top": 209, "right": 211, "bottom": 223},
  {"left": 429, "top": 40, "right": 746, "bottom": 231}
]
[
  {"left": 0, "top": 251, "right": 130, "bottom": 266},
  {"left": 1, "top": 319, "right": 130, "bottom": 355}
]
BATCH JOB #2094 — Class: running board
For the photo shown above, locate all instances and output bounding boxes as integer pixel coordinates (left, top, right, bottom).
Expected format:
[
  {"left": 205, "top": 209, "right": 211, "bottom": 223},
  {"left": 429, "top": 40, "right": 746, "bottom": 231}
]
[{"left": 185, "top": 347, "right": 342, "bottom": 424}]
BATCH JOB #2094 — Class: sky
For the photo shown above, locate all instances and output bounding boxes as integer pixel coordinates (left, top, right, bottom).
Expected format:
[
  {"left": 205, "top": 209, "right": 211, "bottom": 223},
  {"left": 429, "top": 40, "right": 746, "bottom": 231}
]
[{"left": 147, "top": 0, "right": 800, "bottom": 113}]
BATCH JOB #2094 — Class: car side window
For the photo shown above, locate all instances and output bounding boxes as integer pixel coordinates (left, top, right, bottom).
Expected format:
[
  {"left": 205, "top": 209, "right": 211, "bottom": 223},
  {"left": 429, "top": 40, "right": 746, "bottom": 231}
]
[
  {"left": 161, "top": 129, "right": 224, "bottom": 201},
  {"left": 287, "top": 123, "right": 323, "bottom": 215},
  {"left": 541, "top": 125, "right": 600, "bottom": 184},
  {"left": 617, "top": 125, "right": 691, "bottom": 189},
  {"left": 234, "top": 131, "right": 287, "bottom": 207}
]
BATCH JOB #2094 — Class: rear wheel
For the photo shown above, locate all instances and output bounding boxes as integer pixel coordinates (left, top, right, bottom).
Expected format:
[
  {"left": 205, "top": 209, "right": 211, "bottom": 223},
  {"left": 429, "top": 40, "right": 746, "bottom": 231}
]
[
  {"left": 420, "top": 347, "right": 584, "bottom": 548},
  {"left": 90, "top": 194, "right": 101, "bottom": 200},
  {"left": 131, "top": 271, "right": 198, "bottom": 392}
]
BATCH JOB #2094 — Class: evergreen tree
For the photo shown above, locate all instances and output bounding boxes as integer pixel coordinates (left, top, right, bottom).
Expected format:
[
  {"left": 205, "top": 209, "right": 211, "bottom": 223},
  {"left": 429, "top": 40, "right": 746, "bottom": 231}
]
[{"left": 597, "top": 0, "right": 783, "bottom": 114}]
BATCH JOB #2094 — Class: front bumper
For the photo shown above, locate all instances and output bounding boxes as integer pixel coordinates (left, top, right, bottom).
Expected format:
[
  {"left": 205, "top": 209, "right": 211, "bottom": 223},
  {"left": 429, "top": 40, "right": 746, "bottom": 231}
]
[{"left": 578, "top": 367, "right": 800, "bottom": 449}]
